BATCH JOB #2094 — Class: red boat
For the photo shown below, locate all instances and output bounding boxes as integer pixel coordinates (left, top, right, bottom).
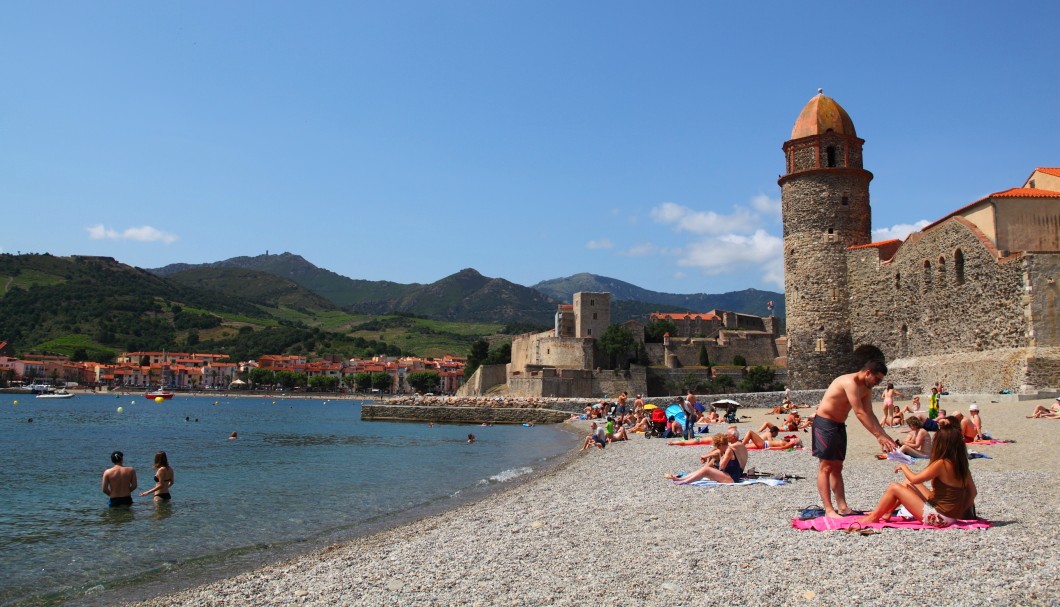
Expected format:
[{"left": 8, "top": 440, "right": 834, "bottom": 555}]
[{"left": 145, "top": 388, "right": 175, "bottom": 400}]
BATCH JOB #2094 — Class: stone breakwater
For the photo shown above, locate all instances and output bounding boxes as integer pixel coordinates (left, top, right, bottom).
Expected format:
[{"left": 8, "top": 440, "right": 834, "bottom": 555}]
[{"left": 128, "top": 397, "right": 1058, "bottom": 607}]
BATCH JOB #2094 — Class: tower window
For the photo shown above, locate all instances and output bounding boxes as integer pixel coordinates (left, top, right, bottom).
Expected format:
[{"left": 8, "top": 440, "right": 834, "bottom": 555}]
[
  {"left": 815, "top": 338, "right": 827, "bottom": 352},
  {"left": 923, "top": 260, "right": 932, "bottom": 291},
  {"left": 954, "top": 249, "right": 965, "bottom": 285},
  {"left": 827, "top": 228, "right": 834, "bottom": 234},
  {"left": 841, "top": 196, "right": 849, "bottom": 206},
  {"left": 895, "top": 272, "right": 901, "bottom": 289},
  {"left": 827, "top": 146, "right": 836, "bottom": 167},
  {"left": 592, "top": 313, "right": 597, "bottom": 320}
]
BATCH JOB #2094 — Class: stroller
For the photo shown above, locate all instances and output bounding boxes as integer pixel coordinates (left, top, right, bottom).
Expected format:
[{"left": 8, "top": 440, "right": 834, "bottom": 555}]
[
  {"left": 724, "top": 403, "right": 740, "bottom": 424},
  {"left": 647, "top": 407, "right": 668, "bottom": 438}
]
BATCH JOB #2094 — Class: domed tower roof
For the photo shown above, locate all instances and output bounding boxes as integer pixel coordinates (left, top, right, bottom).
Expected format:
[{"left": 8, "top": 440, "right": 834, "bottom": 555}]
[{"left": 790, "top": 89, "right": 857, "bottom": 140}]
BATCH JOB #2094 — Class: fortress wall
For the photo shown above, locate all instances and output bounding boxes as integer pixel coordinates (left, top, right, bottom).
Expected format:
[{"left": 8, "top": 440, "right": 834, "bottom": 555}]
[
  {"left": 511, "top": 332, "right": 594, "bottom": 373},
  {"left": 508, "top": 370, "right": 593, "bottom": 398},
  {"left": 456, "top": 363, "right": 507, "bottom": 397},
  {"left": 848, "top": 220, "right": 1035, "bottom": 392},
  {"left": 1026, "top": 253, "right": 1060, "bottom": 348},
  {"left": 666, "top": 336, "right": 779, "bottom": 368},
  {"left": 592, "top": 366, "right": 647, "bottom": 399}
]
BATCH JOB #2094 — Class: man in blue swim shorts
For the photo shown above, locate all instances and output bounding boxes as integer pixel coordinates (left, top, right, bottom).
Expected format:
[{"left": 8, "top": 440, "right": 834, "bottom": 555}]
[{"left": 812, "top": 361, "right": 897, "bottom": 518}]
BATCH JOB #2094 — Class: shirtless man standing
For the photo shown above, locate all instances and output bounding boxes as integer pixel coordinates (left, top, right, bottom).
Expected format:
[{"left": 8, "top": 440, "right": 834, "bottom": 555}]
[
  {"left": 812, "top": 361, "right": 897, "bottom": 518},
  {"left": 102, "top": 450, "right": 138, "bottom": 507}
]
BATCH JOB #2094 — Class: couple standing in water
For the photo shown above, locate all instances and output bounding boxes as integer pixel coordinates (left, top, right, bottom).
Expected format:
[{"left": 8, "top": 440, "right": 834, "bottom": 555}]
[{"left": 101, "top": 450, "right": 174, "bottom": 507}]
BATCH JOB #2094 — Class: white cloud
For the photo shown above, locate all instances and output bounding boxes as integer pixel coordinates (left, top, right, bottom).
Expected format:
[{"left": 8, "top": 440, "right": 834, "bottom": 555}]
[
  {"left": 650, "top": 202, "right": 758, "bottom": 235},
  {"left": 86, "top": 224, "right": 178, "bottom": 244},
  {"left": 678, "top": 229, "right": 785, "bottom": 288},
  {"left": 750, "top": 193, "right": 781, "bottom": 217},
  {"left": 673, "top": 271, "right": 686, "bottom": 280},
  {"left": 872, "top": 220, "right": 930, "bottom": 242},
  {"left": 585, "top": 239, "right": 614, "bottom": 250}
]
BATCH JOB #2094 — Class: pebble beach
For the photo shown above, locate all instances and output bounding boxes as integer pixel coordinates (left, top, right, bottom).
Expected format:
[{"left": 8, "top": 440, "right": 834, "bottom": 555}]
[{"left": 126, "top": 396, "right": 1059, "bottom": 607}]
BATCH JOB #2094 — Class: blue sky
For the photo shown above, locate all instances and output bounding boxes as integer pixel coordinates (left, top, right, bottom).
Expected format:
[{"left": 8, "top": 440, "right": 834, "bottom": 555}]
[{"left": 3, "top": 2, "right": 1057, "bottom": 295}]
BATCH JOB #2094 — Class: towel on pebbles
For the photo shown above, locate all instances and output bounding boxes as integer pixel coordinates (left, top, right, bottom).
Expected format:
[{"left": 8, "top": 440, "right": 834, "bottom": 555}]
[
  {"left": 792, "top": 514, "right": 991, "bottom": 531},
  {"left": 676, "top": 478, "right": 788, "bottom": 487}
]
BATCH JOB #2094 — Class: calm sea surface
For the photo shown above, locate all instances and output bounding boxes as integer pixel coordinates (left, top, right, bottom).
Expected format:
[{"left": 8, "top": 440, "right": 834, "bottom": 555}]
[{"left": 0, "top": 393, "right": 576, "bottom": 606}]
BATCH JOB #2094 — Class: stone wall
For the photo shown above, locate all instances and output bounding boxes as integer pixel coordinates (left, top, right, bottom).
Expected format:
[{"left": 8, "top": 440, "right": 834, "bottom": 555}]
[
  {"left": 456, "top": 363, "right": 507, "bottom": 397},
  {"left": 508, "top": 368, "right": 593, "bottom": 398},
  {"left": 510, "top": 331, "right": 594, "bottom": 373},
  {"left": 1026, "top": 253, "right": 1060, "bottom": 348},
  {"left": 361, "top": 404, "right": 571, "bottom": 424},
  {"left": 847, "top": 218, "right": 1037, "bottom": 392},
  {"left": 592, "top": 366, "right": 647, "bottom": 399}
]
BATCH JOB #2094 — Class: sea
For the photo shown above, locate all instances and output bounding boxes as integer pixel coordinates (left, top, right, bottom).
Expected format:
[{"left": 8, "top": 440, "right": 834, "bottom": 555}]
[{"left": 0, "top": 392, "right": 577, "bottom": 607}]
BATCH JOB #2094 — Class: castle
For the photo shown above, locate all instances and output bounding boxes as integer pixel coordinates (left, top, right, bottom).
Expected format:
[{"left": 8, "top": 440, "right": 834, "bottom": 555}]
[{"left": 781, "top": 90, "right": 1060, "bottom": 393}]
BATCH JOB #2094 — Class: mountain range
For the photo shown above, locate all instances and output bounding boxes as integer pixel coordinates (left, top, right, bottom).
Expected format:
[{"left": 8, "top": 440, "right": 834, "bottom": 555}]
[{"left": 150, "top": 253, "right": 784, "bottom": 323}]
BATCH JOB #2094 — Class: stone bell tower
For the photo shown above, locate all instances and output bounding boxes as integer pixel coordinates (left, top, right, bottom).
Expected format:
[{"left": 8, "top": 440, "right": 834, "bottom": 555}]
[{"left": 779, "top": 90, "right": 873, "bottom": 388}]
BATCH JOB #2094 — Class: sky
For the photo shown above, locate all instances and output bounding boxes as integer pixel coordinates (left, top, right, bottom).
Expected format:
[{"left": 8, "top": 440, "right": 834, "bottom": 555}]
[{"left": 3, "top": 2, "right": 1058, "bottom": 295}]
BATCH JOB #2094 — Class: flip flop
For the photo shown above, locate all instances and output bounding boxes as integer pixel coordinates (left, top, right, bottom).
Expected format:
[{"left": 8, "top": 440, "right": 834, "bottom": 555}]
[
  {"left": 859, "top": 528, "right": 880, "bottom": 536},
  {"left": 843, "top": 522, "right": 863, "bottom": 534},
  {"left": 837, "top": 509, "right": 864, "bottom": 516}
]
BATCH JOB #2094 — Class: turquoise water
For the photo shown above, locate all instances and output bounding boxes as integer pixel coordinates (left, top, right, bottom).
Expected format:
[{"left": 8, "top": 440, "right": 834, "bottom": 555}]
[{"left": 0, "top": 393, "right": 576, "bottom": 606}]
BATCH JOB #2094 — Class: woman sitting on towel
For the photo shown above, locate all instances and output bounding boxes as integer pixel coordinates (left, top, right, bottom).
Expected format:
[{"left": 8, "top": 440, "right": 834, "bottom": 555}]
[
  {"left": 742, "top": 429, "right": 803, "bottom": 449},
  {"left": 897, "top": 416, "right": 932, "bottom": 459},
  {"left": 665, "top": 433, "right": 746, "bottom": 484},
  {"left": 859, "top": 425, "right": 977, "bottom": 527}
]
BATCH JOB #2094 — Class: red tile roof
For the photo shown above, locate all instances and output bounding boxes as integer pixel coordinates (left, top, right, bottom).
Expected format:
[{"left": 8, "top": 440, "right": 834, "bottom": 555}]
[
  {"left": 651, "top": 312, "right": 720, "bottom": 321},
  {"left": 849, "top": 239, "right": 901, "bottom": 251},
  {"left": 1035, "top": 167, "right": 1060, "bottom": 178},
  {"left": 987, "top": 187, "right": 1060, "bottom": 199}
]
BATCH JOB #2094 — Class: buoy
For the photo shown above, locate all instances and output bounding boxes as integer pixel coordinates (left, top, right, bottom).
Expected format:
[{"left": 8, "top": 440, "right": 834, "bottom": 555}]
[
  {"left": 155, "top": 396, "right": 164, "bottom": 403},
  {"left": 117, "top": 406, "right": 124, "bottom": 413},
  {"left": 131, "top": 400, "right": 136, "bottom": 405},
  {"left": 213, "top": 401, "right": 219, "bottom": 405},
  {"left": 12, "top": 400, "right": 18, "bottom": 405}
]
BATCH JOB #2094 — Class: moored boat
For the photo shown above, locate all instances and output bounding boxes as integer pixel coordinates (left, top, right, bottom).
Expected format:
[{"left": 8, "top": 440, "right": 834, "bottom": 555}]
[
  {"left": 36, "top": 390, "right": 74, "bottom": 399},
  {"left": 145, "top": 387, "right": 175, "bottom": 399}
]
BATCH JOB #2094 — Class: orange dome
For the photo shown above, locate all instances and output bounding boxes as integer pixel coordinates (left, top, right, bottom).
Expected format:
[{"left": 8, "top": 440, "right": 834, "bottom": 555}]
[{"left": 790, "top": 89, "right": 857, "bottom": 139}]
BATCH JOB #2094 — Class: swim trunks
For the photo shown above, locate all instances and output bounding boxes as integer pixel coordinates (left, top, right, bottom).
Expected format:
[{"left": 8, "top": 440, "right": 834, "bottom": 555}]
[
  {"left": 108, "top": 496, "right": 133, "bottom": 507},
  {"left": 811, "top": 416, "right": 847, "bottom": 461},
  {"left": 157, "top": 493, "right": 172, "bottom": 500}
]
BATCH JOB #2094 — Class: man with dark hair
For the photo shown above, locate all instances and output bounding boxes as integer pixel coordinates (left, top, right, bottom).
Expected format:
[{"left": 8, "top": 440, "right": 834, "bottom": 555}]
[
  {"left": 102, "top": 451, "right": 137, "bottom": 507},
  {"left": 812, "top": 360, "right": 897, "bottom": 518}
]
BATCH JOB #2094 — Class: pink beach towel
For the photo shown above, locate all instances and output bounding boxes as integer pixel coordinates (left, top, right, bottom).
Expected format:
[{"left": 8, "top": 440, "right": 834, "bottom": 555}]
[
  {"left": 746, "top": 445, "right": 803, "bottom": 451},
  {"left": 967, "top": 439, "right": 1011, "bottom": 445},
  {"left": 791, "top": 514, "right": 990, "bottom": 531}
]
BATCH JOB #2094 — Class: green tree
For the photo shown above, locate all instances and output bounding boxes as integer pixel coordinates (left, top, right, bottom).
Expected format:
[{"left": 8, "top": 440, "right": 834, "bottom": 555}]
[
  {"left": 250, "top": 368, "right": 275, "bottom": 388},
  {"left": 599, "top": 325, "right": 636, "bottom": 370},
  {"left": 740, "top": 365, "right": 783, "bottom": 392},
  {"left": 483, "top": 342, "right": 512, "bottom": 366},
  {"left": 644, "top": 319, "right": 678, "bottom": 343},
  {"left": 308, "top": 375, "right": 339, "bottom": 392},
  {"left": 465, "top": 339, "right": 490, "bottom": 378},
  {"left": 407, "top": 371, "right": 441, "bottom": 393},
  {"left": 698, "top": 344, "right": 711, "bottom": 369}
]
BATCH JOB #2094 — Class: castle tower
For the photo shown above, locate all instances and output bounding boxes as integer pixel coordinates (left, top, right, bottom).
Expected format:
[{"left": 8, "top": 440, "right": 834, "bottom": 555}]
[
  {"left": 573, "top": 292, "right": 610, "bottom": 338},
  {"left": 779, "top": 90, "right": 873, "bottom": 388}
]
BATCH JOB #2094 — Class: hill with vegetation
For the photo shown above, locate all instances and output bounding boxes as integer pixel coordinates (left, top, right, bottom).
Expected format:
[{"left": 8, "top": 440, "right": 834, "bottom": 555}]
[
  {"left": 151, "top": 252, "right": 418, "bottom": 306},
  {"left": 532, "top": 272, "right": 785, "bottom": 318}
]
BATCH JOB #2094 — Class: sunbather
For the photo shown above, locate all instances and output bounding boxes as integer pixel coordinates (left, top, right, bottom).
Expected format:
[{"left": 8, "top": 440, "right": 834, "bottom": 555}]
[
  {"left": 742, "top": 430, "right": 803, "bottom": 449},
  {"left": 756, "top": 422, "right": 780, "bottom": 439},
  {"left": 1027, "top": 398, "right": 1060, "bottom": 418},
  {"left": 665, "top": 433, "right": 747, "bottom": 484},
  {"left": 859, "top": 425, "right": 977, "bottom": 526},
  {"left": 898, "top": 416, "right": 932, "bottom": 459}
]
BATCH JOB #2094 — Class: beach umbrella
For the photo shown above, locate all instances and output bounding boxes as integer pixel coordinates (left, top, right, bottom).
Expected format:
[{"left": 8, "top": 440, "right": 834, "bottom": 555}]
[
  {"left": 665, "top": 404, "right": 686, "bottom": 426},
  {"left": 711, "top": 399, "right": 740, "bottom": 406},
  {"left": 642, "top": 404, "right": 659, "bottom": 410}
]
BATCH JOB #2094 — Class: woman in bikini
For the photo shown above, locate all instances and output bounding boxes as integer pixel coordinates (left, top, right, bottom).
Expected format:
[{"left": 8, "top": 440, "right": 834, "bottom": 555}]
[
  {"left": 859, "top": 425, "right": 977, "bottom": 526},
  {"left": 139, "top": 450, "right": 174, "bottom": 502},
  {"left": 742, "top": 429, "right": 803, "bottom": 449},
  {"left": 897, "top": 416, "right": 932, "bottom": 459}
]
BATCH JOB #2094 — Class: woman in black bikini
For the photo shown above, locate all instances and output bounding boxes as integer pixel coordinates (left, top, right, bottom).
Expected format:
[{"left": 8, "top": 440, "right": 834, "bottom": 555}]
[{"left": 140, "top": 451, "right": 174, "bottom": 502}]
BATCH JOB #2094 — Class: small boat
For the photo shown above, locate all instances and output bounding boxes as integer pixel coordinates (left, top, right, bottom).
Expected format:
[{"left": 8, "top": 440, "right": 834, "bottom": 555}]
[
  {"left": 37, "top": 390, "right": 74, "bottom": 399},
  {"left": 145, "top": 387, "right": 175, "bottom": 400},
  {"left": 26, "top": 382, "right": 55, "bottom": 394}
]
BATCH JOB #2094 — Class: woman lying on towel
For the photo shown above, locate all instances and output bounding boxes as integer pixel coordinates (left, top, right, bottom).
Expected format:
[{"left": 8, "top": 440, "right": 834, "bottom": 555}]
[
  {"left": 742, "top": 430, "right": 803, "bottom": 449},
  {"left": 897, "top": 416, "right": 932, "bottom": 459},
  {"left": 859, "top": 425, "right": 977, "bottom": 527},
  {"left": 665, "top": 433, "right": 747, "bottom": 484}
]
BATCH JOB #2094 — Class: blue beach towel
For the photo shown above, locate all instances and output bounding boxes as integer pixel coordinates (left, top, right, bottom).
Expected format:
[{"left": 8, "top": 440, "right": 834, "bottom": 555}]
[{"left": 680, "top": 478, "right": 788, "bottom": 488}]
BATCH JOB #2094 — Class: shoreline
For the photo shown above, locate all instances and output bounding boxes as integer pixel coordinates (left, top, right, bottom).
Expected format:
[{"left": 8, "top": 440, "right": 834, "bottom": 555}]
[{"left": 118, "top": 396, "right": 1058, "bottom": 606}]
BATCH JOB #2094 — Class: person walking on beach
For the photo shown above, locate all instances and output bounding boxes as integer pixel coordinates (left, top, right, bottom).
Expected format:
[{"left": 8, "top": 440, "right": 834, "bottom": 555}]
[
  {"left": 812, "top": 361, "right": 897, "bottom": 518},
  {"left": 140, "top": 450, "right": 174, "bottom": 502},
  {"left": 102, "top": 451, "right": 137, "bottom": 507}
]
